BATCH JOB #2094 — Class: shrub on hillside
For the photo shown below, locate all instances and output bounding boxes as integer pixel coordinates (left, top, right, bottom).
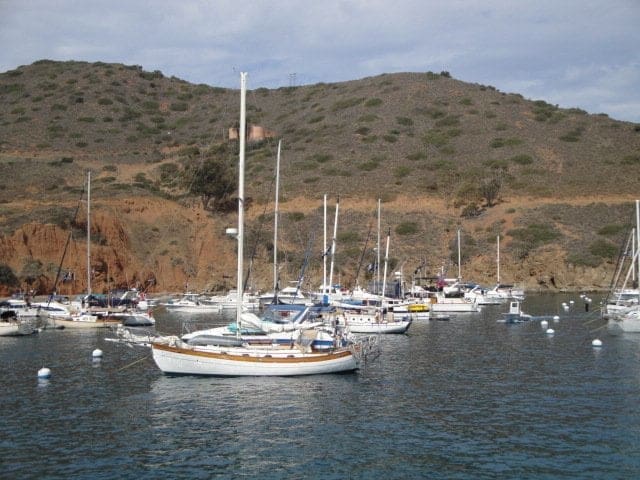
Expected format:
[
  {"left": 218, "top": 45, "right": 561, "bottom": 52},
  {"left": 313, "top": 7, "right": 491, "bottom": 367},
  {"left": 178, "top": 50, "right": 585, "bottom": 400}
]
[
  {"left": 621, "top": 154, "right": 640, "bottom": 165},
  {"left": 566, "top": 252, "right": 602, "bottom": 268},
  {"left": 510, "top": 154, "right": 533, "bottom": 165},
  {"left": 0, "top": 264, "right": 18, "bottom": 288},
  {"left": 490, "top": 137, "right": 523, "bottom": 148},
  {"left": 588, "top": 239, "right": 617, "bottom": 259},
  {"left": 559, "top": 127, "right": 584, "bottom": 142},
  {"left": 507, "top": 223, "right": 560, "bottom": 259},
  {"left": 597, "top": 224, "right": 626, "bottom": 236},
  {"left": 396, "top": 116, "right": 413, "bottom": 126},
  {"left": 396, "top": 222, "right": 418, "bottom": 235},
  {"left": 332, "top": 97, "right": 365, "bottom": 111},
  {"left": 365, "top": 98, "right": 383, "bottom": 107},
  {"left": 170, "top": 102, "right": 188, "bottom": 112}
]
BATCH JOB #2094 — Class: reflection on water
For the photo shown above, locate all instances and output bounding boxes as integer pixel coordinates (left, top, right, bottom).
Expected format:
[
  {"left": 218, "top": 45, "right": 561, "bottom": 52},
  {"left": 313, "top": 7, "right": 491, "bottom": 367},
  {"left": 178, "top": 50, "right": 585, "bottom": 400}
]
[{"left": 1, "top": 293, "right": 639, "bottom": 479}]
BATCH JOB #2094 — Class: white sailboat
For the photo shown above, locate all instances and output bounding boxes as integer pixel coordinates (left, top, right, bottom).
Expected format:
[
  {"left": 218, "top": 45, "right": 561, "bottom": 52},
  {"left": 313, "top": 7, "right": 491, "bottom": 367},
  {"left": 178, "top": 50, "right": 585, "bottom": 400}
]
[
  {"left": 483, "top": 235, "right": 525, "bottom": 301},
  {"left": 151, "top": 73, "right": 362, "bottom": 376},
  {"left": 51, "top": 172, "right": 121, "bottom": 329},
  {"left": 257, "top": 141, "right": 310, "bottom": 306},
  {"left": 608, "top": 200, "right": 640, "bottom": 333},
  {"left": 331, "top": 221, "right": 412, "bottom": 333}
]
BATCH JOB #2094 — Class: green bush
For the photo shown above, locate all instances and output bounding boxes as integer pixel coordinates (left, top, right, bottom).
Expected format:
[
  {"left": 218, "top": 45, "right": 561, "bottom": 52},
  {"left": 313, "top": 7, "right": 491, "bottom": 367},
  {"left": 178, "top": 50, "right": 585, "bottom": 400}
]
[
  {"left": 394, "top": 166, "right": 411, "bottom": 178},
  {"left": 170, "top": 102, "right": 188, "bottom": 112},
  {"left": 510, "top": 154, "right": 533, "bottom": 165},
  {"left": 358, "top": 114, "right": 379, "bottom": 122},
  {"left": 621, "top": 155, "right": 640, "bottom": 165},
  {"left": 358, "top": 159, "right": 380, "bottom": 171},
  {"left": 589, "top": 239, "right": 617, "bottom": 259},
  {"left": 507, "top": 223, "right": 560, "bottom": 258},
  {"left": 332, "top": 97, "right": 365, "bottom": 111},
  {"left": 435, "top": 115, "right": 460, "bottom": 128},
  {"left": 396, "top": 116, "right": 414, "bottom": 126},
  {"left": 365, "top": 98, "right": 383, "bottom": 107},
  {"left": 407, "top": 152, "right": 427, "bottom": 161},
  {"left": 338, "top": 231, "right": 360, "bottom": 243},
  {"left": 490, "top": 137, "right": 523, "bottom": 148},
  {"left": 0, "top": 263, "right": 19, "bottom": 287},
  {"left": 423, "top": 130, "right": 448, "bottom": 147},
  {"left": 396, "top": 222, "right": 419, "bottom": 235},
  {"left": 597, "top": 224, "right": 625, "bottom": 236},
  {"left": 566, "top": 252, "right": 602, "bottom": 267},
  {"left": 559, "top": 127, "right": 584, "bottom": 142},
  {"left": 142, "top": 100, "right": 160, "bottom": 111}
]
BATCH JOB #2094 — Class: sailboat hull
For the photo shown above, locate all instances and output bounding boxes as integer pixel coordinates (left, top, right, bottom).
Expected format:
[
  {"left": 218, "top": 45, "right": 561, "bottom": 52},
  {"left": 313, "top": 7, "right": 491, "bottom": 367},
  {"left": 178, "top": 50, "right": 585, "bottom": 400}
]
[{"left": 151, "top": 341, "right": 358, "bottom": 376}]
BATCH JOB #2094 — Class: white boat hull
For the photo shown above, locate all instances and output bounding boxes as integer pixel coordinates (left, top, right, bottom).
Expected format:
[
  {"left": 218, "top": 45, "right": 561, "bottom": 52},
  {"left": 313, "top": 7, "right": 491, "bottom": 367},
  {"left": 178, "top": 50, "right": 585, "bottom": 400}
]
[
  {"left": 164, "top": 305, "right": 221, "bottom": 314},
  {"left": 49, "top": 315, "right": 121, "bottom": 329},
  {"left": 0, "top": 320, "right": 37, "bottom": 336},
  {"left": 346, "top": 320, "right": 411, "bottom": 334},
  {"left": 152, "top": 341, "right": 358, "bottom": 376},
  {"left": 608, "top": 312, "right": 640, "bottom": 333},
  {"left": 430, "top": 301, "right": 480, "bottom": 313}
]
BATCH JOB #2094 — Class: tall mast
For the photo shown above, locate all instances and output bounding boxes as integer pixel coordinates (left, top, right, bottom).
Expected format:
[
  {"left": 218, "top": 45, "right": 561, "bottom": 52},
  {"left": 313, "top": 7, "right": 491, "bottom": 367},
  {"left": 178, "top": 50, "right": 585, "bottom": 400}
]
[
  {"left": 632, "top": 228, "right": 636, "bottom": 283},
  {"left": 457, "top": 228, "right": 461, "bottom": 280},
  {"left": 236, "top": 72, "right": 247, "bottom": 333},
  {"left": 323, "top": 193, "right": 327, "bottom": 300},
  {"left": 497, "top": 235, "right": 501, "bottom": 284},
  {"left": 273, "top": 139, "right": 281, "bottom": 292},
  {"left": 87, "top": 171, "right": 91, "bottom": 296},
  {"left": 327, "top": 198, "right": 339, "bottom": 297},
  {"left": 382, "top": 228, "right": 390, "bottom": 300},
  {"left": 636, "top": 200, "right": 640, "bottom": 284},
  {"left": 377, "top": 198, "right": 381, "bottom": 294}
]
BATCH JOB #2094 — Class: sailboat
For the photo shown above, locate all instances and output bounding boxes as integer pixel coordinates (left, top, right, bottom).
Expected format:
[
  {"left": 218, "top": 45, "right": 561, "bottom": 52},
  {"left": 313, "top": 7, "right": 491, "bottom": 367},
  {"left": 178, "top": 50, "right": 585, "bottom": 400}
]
[
  {"left": 50, "top": 171, "right": 120, "bottom": 329},
  {"left": 333, "top": 223, "right": 412, "bottom": 334},
  {"left": 607, "top": 200, "right": 640, "bottom": 333},
  {"left": 483, "top": 235, "right": 525, "bottom": 301},
  {"left": 257, "top": 142, "right": 311, "bottom": 307},
  {"left": 429, "top": 229, "right": 481, "bottom": 313},
  {"left": 151, "top": 73, "right": 363, "bottom": 376}
]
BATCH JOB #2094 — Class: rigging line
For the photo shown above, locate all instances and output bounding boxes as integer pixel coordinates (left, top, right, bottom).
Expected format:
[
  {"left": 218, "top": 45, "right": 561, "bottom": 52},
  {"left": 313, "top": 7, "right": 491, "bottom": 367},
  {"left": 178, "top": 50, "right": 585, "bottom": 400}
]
[
  {"left": 354, "top": 221, "right": 374, "bottom": 289},
  {"left": 48, "top": 184, "right": 87, "bottom": 304},
  {"left": 605, "top": 227, "right": 634, "bottom": 305},
  {"left": 243, "top": 167, "right": 277, "bottom": 293},
  {"left": 117, "top": 354, "right": 151, "bottom": 371}
]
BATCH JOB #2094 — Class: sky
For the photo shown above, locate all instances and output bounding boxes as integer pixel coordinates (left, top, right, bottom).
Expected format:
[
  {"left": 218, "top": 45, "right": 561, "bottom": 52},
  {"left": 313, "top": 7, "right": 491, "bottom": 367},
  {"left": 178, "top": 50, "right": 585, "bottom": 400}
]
[{"left": 1, "top": 0, "right": 639, "bottom": 122}]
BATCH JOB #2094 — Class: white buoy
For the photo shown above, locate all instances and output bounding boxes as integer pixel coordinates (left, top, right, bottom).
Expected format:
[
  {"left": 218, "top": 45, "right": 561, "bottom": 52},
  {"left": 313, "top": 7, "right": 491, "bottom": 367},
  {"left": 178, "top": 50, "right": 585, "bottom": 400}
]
[
  {"left": 592, "top": 339, "right": 603, "bottom": 347},
  {"left": 92, "top": 349, "right": 103, "bottom": 359},
  {"left": 553, "top": 315, "right": 560, "bottom": 323},
  {"left": 541, "top": 320, "right": 549, "bottom": 329},
  {"left": 37, "top": 367, "right": 51, "bottom": 379},
  {"left": 546, "top": 328, "right": 555, "bottom": 335}
]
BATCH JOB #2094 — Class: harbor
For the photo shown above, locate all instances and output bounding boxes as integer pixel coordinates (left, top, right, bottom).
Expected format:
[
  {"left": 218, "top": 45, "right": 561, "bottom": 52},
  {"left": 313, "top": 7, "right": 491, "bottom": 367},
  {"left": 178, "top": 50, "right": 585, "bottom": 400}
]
[{"left": 2, "top": 293, "right": 639, "bottom": 478}]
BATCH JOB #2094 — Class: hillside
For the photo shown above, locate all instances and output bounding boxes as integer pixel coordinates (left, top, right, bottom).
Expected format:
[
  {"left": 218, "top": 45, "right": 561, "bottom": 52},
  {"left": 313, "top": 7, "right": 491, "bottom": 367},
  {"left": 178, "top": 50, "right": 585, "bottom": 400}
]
[{"left": 1, "top": 60, "right": 639, "bottom": 296}]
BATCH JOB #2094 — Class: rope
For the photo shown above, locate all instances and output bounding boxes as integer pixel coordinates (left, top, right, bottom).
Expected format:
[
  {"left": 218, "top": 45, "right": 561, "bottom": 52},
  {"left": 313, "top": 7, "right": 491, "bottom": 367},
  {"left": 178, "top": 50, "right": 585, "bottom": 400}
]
[{"left": 118, "top": 354, "right": 151, "bottom": 371}]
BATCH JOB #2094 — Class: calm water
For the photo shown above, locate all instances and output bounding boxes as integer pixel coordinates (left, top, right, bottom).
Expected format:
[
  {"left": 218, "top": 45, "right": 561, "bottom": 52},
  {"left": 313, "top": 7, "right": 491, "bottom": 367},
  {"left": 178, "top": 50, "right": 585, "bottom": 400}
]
[{"left": 1, "top": 293, "right": 639, "bottom": 479}]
